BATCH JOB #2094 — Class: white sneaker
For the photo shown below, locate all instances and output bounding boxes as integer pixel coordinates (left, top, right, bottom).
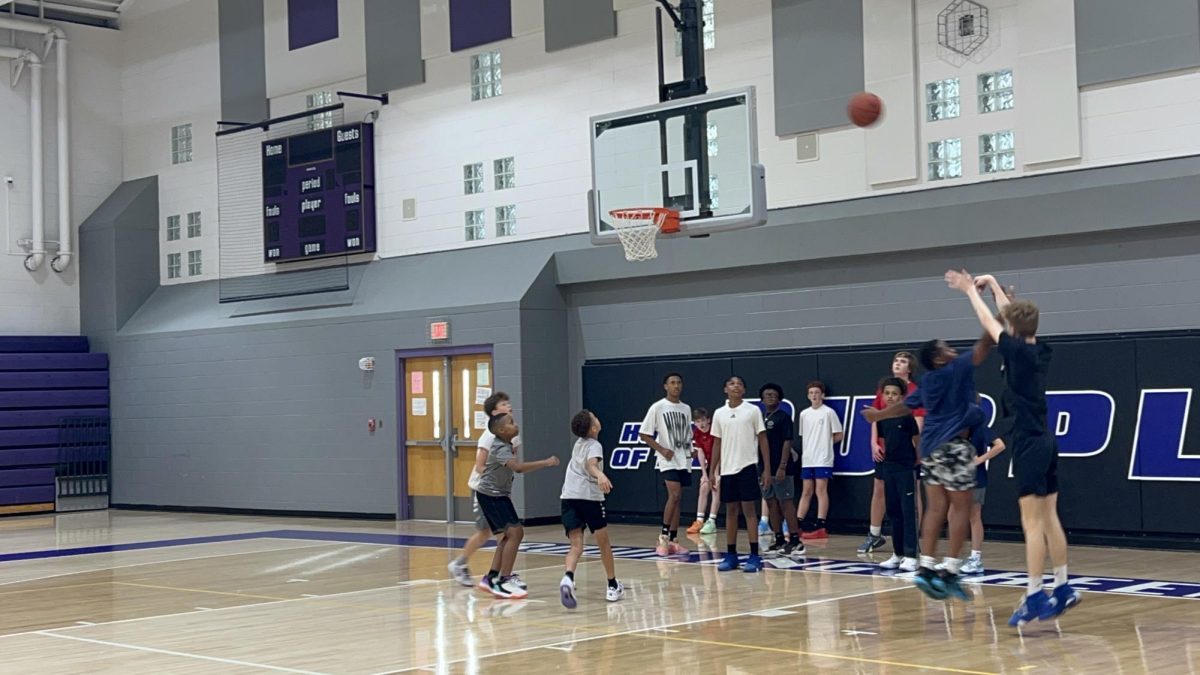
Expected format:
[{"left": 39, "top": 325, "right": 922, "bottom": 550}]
[
  {"left": 606, "top": 581, "right": 625, "bottom": 602},
  {"left": 508, "top": 573, "right": 528, "bottom": 590},
  {"left": 961, "top": 556, "right": 983, "bottom": 574},
  {"left": 878, "top": 554, "right": 903, "bottom": 569},
  {"left": 559, "top": 576, "right": 577, "bottom": 609},
  {"left": 448, "top": 558, "right": 474, "bottom": 587},
  {"left": 899, "top": 557, "right": 919, "bottom": 572}
]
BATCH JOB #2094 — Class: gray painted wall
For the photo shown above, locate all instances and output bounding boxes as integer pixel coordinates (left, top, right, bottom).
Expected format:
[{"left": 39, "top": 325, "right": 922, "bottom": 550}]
[
  {"left": 79, "top": 177, "right": 159, "bottom": 339},
  {"left": 365, "top": 0, "right": 424, "bottom": 93},
  {"left": 771, "top": 0, "right": 864, "bottom": 136},
  {"left": 1075, "top": 0, "right": 1200, "bottom": 86},
  {"left": 544, "top": 0, "right": 617, "bottom": 52},
  {"left": 218, "top": 0, "right": 269, "bottom": 123}
]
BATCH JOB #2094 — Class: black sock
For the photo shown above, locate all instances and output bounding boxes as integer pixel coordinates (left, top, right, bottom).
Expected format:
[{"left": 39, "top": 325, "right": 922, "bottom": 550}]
[
  {"left": 750, "top": 542, "right": 760, "bottom": 555},
  {"left": 661, "top": 523, "right": 670, "bottom": 536},
  {"left": 669, "top": 529, "right": 678, "bottom": 541},
  {"left": 608, "top": 578, "right": 619, "bottom": 589},
  {"left": 774, "top": 533, "right": 785, "bottom": 545},
  {"left": 565, "top": 570, "right": 574, "bottom": 581},
  {"left": 487, "top": 569, "right": 499, "bottom": 580},
  {"left": 790, "top": 533, "right": 801, "bottom": 544},
  {"left": 727, "top": 544, "right": 737, "bottom": 555},
  {"left": 816, "top": 518, "right": 826, "bottom": 529}
]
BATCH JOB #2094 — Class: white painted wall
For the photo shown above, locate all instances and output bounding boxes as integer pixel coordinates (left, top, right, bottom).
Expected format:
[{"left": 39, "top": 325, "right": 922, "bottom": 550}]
[
  {"left": 0, "top": 21, "right": 122, "bottom": 334},
  {"left": 119, "top": 0, "right": 220, "bottom": 286}
]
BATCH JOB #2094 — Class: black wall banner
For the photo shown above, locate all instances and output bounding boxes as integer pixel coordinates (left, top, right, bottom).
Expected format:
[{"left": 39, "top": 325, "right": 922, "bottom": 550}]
[{"left": 581, "top": 334, "right": 1200, "bottom": 538}]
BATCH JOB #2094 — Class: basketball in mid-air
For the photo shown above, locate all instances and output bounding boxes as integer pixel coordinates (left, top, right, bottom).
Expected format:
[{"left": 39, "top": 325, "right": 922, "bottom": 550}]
[{"left": 847, "top": 92, "right": 883, "bottom": 127}]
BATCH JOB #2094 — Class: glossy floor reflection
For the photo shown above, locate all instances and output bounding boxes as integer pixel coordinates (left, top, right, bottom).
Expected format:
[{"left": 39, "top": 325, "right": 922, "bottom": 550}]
[{"left": 0, "top": 511, "right": 1193, "bottom": 673}]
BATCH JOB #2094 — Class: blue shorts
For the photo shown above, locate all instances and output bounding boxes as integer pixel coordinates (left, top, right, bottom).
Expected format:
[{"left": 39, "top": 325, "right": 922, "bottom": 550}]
[{"left": 800, "top": 467, "right": 833, "bottom": 480}]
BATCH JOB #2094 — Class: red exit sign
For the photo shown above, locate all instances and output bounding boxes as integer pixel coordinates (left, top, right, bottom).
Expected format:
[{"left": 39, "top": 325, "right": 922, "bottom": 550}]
[{"left": 430, "top": 320, "right": 450, "bottom": 341}]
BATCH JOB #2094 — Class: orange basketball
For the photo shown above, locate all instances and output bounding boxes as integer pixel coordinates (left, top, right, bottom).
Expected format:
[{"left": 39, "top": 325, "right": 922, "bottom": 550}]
[{"left": 848, "top": 92, "right": 883, "bottom": 127}]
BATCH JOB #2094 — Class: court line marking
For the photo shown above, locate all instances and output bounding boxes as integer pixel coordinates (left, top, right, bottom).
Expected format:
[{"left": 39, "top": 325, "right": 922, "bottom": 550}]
[
  {"left": 390, "top": 583, "right": 914, "bottom": 674},
  {"left": 633, "top": 632, "right": 999, "bottom": 675},
  {"left": 34, "top": 631, "right": 331, "bottom": 675}
]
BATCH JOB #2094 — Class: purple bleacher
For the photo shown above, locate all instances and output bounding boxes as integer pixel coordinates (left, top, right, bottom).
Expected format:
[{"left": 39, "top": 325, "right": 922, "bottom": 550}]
[
  {"left": 0, "top": 390, "right": 109, "bottom": 409},
  {"left": 0, "top": 336, "right": 89, "bottom": 353},
  {"left": 0, "top": 354, "right": 107, "bottom": 371},
  {"left": 0, "top": 485, "right": 55, "bottom": 505},
  {"left": 0, "top": 337, "right": 109, "bottom": 511}
]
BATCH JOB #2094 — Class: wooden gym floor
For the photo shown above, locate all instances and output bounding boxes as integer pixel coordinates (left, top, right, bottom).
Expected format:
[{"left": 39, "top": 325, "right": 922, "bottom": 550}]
[{"left": 0, "top": 511, "right": 1194, "bottom": 673}]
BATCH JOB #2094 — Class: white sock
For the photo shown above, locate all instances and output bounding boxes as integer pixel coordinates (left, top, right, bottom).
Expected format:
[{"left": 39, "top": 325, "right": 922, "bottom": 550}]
[
  {"left": 707, "top": 513, "right": 717, "bottom": 521},
  {"left": 943, "top": 557, "right": 961, "bottom": 575},
  {"left": 970, "top": 550, "right": 982, "bottom": 559},
  {"left": 1053, "top": 565, "right": 1068, "bottom": 587},
  {"left": 919, "top": 555, "right": 937, "bottom": 570},
  {"left": 760, "top": 515, "right": 768, "bottom": 522},
  {"left": 869, "top": 526, "right": 882, "bottom": 537},
  {"left": 1028, "top": 577, "right": 1044, "bottom": 595}
]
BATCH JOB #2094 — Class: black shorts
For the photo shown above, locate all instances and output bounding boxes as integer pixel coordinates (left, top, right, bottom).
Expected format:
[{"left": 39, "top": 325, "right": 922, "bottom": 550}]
[
  {"left": 562, "top": 499, "right": 607, "bottom": 534},
  {"left": 1012, "top": 434, "right": 1059, "bottom": 497},
  {"left": 720, "top": 464, "right": 761, "bottom": 504},
  {"left": 661, "top": 469, "right": 692, "bottom": 487},
  {"left": 475, "top": 492, "right": 522, "bottom": 534}
]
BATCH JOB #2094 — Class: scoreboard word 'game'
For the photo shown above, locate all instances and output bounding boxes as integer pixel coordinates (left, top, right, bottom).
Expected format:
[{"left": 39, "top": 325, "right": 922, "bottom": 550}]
[{"left": 262, "top": 122, "right": 377, "bottom": 263}]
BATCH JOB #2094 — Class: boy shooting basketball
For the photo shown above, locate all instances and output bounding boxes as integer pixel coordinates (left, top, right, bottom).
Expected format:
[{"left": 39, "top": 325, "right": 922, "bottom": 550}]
[
  {"left": 559, "top": 409, "right": 623, "bottom": 608},
  {"left": 474, "top": 413, "right": 559, "bottom": 599},
  {"left": 948, "top": 270, "right": 1080, "bottom": 625}
]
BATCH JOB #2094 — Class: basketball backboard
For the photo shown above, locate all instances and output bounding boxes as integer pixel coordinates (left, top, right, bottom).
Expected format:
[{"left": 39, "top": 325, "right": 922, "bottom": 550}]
[{"left": 588, "top": 86, "right": 766, "bottom": 245}]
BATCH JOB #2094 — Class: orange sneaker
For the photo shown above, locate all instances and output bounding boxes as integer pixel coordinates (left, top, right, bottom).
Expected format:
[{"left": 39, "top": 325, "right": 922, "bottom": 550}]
[
  {"left": 686, "top": 519, "right": 704, "bottom": 534},
  {"left": 801, "top": 528, "right": 828, "bottom": 540}
]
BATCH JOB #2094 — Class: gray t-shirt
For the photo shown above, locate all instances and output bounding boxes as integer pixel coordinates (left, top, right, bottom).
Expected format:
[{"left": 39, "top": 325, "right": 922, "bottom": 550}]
[
  {"left": 560, "top": 437, "right": 604, "bottom": 501},
  {"left": 475, "top": 438, "right": 516, "bottom": 497}
]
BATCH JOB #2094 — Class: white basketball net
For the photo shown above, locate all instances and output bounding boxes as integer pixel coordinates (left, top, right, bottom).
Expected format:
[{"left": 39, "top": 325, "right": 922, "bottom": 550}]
[{"left": 610, "top": 208, "right": 669, "bottom": 262}]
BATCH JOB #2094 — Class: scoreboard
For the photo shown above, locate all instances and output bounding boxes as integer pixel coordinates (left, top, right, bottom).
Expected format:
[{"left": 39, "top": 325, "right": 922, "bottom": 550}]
[{"left": 262, "top": 122, "right": 376, "bottom": 263}]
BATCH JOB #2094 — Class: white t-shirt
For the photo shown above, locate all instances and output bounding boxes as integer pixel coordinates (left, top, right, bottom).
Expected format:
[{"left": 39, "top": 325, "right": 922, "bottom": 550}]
[
  {"left": 468, "top": 431, "right": 522, "bottom": 490},
  {"left": 710, "top": 401, "right": 766, "bottom": 475},
  {"left": 640, "top": 398, "right": 693, "bottom": 471},
  {"left": 799, "top": 405, "right": 843, "bottom": 468},
  {"left": 560, "top": 437, "right": 605, "bottom": 501}
]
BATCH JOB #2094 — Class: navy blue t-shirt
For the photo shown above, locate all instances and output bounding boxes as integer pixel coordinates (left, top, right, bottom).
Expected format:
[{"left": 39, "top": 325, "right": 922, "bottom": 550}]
[
  {"left": 969, "top": 422, "right": 997, "bottom": 488},
  {"left": 997, "top": 333, "right": 1052, "bottom": 439},
  {"left": 906, "top": 350, "right": 982, "bottom": 457}
]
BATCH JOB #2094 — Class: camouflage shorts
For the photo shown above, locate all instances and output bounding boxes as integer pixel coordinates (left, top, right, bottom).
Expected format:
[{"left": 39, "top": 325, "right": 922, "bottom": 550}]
[{"left": 921, "top": 438, "right": 977, "bottom": 492}]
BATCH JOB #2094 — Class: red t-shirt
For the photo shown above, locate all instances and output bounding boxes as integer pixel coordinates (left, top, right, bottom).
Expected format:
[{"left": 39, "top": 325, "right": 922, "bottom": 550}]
[
  {"left": 693, "top": 425, "right": 714, "bottom": 462},
  {"left": 873, "top": 380, "right": 924, "bottom": 448}
]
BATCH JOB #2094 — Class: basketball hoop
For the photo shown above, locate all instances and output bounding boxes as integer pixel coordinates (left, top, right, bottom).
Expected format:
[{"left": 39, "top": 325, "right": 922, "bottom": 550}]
[{"left": 609, "top": 207, "right": 680, "bottom": 262}]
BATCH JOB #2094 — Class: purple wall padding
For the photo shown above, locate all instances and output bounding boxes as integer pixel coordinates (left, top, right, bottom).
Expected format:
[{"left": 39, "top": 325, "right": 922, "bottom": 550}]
[
  {"left": 0, "top": 449, "right": 57, "bottom": 468},
  {"left": 0, "top": 372, "right": 108, "bottom": 390},
  {"left": 0, "top": 336, "right": 88, "bottom": 353},
  {"left": 0, "top": 429, "right": 58, "bottom": 449},
  {"left": 0, "top": 353, "right": 107, "bottom": 371},
  {"left": 288, "top": 0, "right": 339, "bottom": 50},
  {"left": 0, "top": 485, "right": 54, "bottom": 505},
  {"left": 0, "top": 409, "right": 109, "bottom": 428},
  {"left": 0, "top": 390, "right": 108, "bottom": 409},
  {"left": 449, "top": 0, "right": 512, "bottom": 52},
  {"left": 0, "top": 468, "right": 54, "bottom": 488}
]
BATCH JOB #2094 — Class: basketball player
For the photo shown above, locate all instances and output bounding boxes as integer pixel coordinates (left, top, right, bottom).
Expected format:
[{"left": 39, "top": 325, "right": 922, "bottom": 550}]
[
  {"left": 639, "top": 373, "right": 693, "bottom": 556},
  {"left": 448, "top": 391, "right": 521, "bottom": 590},
  {"left": 710, "top": 375, "right": 770, "bottom": 572},
  {"left": 859, "top": 351, "right": 924, "bottom": 554},
  {"left": 559, "top": 409, "right": 623, "bottom": 607},
  {"left": 758, "top": 383, "right": 804, "bottom": 557},
  {"left": 948, "top": 271, "right": 1080, "bottom": 625},
  {"left": 474, "top": 413, "right": 559, "bottom": 599},
  {"left": 686, "top": 407, "right": 720, "bottom": 535},
  {"left": 796, "top": 381, "right": 842, "bottom": 539}
]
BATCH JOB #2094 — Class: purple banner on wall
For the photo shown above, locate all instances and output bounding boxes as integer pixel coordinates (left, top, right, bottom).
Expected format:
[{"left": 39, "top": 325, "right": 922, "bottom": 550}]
[
  {"left": 288, "top": 0, "right": 339, "bottom": 50},
  {"left": 449, "top": 0, "right": 512, "bottom": 52}
]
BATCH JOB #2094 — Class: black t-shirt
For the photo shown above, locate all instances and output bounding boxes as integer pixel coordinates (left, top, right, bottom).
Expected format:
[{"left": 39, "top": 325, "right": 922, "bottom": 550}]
[
  {"left": 877, "top": 415, "right": 919, "bottom": 465},
  {"left": 997, "top": 333, "right": 1052, "bottom": 438},
  {"left": 762, "top": 407, "right": 796, "bottom": 474}
]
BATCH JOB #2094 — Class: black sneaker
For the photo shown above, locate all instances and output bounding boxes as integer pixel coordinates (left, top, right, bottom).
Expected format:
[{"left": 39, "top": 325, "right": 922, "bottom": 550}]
[
  {"left": 938, "top": 569, "right": 972, "bottom": 601},
  {"left": 783, "top": 539, "right": 806, "bottom": 559},
  {"left": 765, "top": 539, "right": 786, "bottom": 557}
]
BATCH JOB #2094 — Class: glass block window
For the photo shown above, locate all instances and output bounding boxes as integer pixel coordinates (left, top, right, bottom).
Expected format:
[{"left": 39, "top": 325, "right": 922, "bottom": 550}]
[
  {"left": 928, "top": 138, "right": 963, "bottom": 181},
  {"left": 306, "top": 90, "right": 335, "bottom": 130},
  {"left": 187, "top": 250, "right": 202, "bottom": 276},
  {"left": 471, "top": 50, "right": 502, "bottom": 101},
  {"left": 166, "top": 214, "right": 181, "bottom": 241},
  {"left": 675, "top": 0, "right": 716, "bottom": 55},
  {"left": 465, "top": 209, "right": 485, "bottom": 241},
  {"left": 171, "top": 124, "right": 192, "bottom": 164},
  {"left": 167, "top": 252, "right": 181, "bottom": 279},
  {"left": 707, "top": 121, "right": 718, "bottom": 157},
  {"left": 708, "top": 174, "right": 720, "bottom": 209},
  {"left": 979, "top": 130, "right": 1016, "bottom": 173},
  {"left": 187, "top": 211, "right": 202, "bottom": 238},
  {"left": 494, "top": 157, "right": 515, "bottom": 190},
  {"left": 496, "top": 205, "right": 516, "bottom": 237},
  {"left": 925, "top": 78, "right": 960, "bottom": 121},
  {"left": 978, "top": 69, "right": 1014, "bottom": 113},
  {"left": 463, "top": 163, "right": 483, "bottom": 195}
]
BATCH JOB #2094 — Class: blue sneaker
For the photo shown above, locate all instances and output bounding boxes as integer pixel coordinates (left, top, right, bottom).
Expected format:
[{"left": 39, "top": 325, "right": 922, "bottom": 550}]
[
  {"left": 741, "top": 554, "right": 763, "bottom": 573},
  {"left": 1051, "top": 584, "right": 1082, "bottom": 617},
  {"left": 938, "top": 570, "right": 972, "bottom": 601},
  {"left": 717, "top": 552, "right": 740, "bottom": 571},
  {"left": 913, "top": 567, "right": 948, "bottom": 600},
  {"left": 758, "top": 518, "right": 770, "bottom": 536},
  {"left": 1008, "top": 590, "right": 1057, "bottom": 627}
]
